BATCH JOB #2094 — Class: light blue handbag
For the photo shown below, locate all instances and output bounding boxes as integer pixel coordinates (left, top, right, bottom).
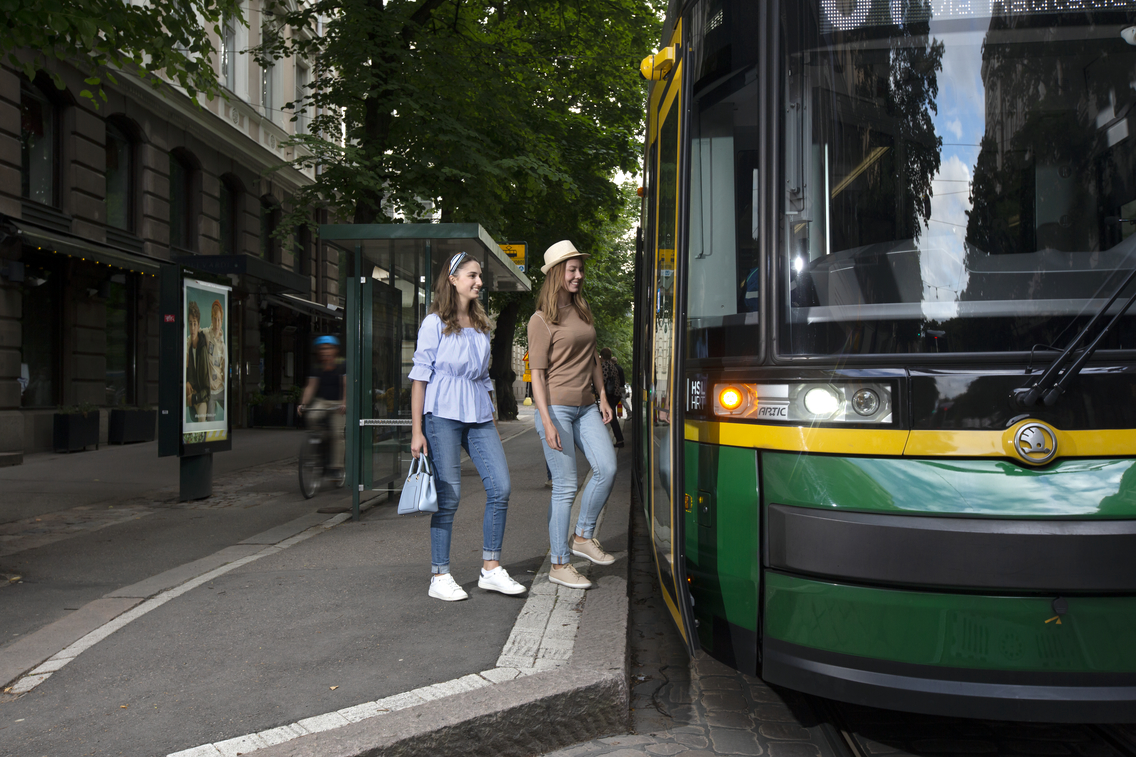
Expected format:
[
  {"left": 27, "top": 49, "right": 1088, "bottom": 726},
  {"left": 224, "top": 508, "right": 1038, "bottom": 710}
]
[{"left": 397, "top": 454, "right": 438, "bottom": 515}]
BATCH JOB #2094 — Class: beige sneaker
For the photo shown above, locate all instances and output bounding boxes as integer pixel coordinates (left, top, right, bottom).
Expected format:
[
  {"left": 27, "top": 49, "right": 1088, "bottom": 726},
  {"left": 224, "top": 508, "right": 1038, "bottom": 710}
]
[
  {"left": 570, "top": 537, "right": 615, "bottom": 566},
  {"left": 549, "top": 563, "right": 592, "bottom": 589}
]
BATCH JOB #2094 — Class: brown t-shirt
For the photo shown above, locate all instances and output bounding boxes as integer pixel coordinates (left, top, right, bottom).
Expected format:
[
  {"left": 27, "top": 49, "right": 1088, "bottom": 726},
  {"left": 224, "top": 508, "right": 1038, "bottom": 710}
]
[{"left": 528, "top": 306, "right": 599, "bottom": 407}]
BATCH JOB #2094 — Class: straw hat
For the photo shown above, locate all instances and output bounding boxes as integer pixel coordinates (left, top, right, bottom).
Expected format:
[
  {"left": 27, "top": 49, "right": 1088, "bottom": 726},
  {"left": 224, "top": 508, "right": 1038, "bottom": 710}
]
[{"left": 541, "top": 240, "right": 591, "bottom": 274}]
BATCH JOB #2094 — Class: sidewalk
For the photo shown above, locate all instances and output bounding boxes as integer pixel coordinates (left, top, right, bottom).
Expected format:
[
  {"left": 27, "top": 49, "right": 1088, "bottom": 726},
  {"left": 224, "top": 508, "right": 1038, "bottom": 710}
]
[{"left": 0, "top": 411, "right": 634, "bottom": 757}]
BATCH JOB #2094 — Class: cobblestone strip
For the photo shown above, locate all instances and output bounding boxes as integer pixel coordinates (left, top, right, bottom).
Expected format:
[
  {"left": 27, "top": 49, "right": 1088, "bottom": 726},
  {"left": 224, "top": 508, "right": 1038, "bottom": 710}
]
[{"left": 3, "top": 514, "right": 351, "bottom": 697}]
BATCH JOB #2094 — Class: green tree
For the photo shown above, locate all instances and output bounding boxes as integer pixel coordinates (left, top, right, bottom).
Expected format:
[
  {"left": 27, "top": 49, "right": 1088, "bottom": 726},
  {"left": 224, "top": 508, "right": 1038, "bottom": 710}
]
[
  {"left": 3, "top": 0, "right": 241, "bottom": 104},
  {"left": 256, "top": 0, "right": 662, "bottom": 417}
]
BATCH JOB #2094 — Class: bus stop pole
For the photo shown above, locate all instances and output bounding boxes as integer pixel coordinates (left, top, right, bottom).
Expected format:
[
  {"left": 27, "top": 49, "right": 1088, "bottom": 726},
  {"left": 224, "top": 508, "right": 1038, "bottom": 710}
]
[{"left": 349, "top": 242, "right": 362, "bottom": 521}]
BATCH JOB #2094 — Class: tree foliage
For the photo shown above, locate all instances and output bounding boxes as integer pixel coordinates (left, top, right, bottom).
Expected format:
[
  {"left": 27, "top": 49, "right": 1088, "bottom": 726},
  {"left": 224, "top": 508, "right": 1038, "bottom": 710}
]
[
  {"left": 257, "top": 0, "right": 661, "bottom": 417},
  {"left": 2, "top": 0, "right": 241, "bottom": 105}
]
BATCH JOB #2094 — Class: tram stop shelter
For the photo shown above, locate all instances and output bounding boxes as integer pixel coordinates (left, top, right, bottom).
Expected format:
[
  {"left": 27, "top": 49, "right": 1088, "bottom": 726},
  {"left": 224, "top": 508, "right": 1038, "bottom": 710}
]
[{"left": 319, "top": 224, "right": 532, "bottom": 517}]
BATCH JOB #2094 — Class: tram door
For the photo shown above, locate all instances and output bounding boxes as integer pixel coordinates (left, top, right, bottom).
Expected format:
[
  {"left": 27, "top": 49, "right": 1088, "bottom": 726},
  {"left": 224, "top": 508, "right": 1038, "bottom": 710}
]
[{"left": 644, "top": 23, "right": 697, "bottom": 651}]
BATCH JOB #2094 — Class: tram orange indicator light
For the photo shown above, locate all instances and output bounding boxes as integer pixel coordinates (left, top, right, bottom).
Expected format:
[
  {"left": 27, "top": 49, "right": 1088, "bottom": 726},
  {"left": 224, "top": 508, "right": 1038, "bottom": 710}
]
[{"left": 719, "top": 386, "right": 744, "bottom": 410}]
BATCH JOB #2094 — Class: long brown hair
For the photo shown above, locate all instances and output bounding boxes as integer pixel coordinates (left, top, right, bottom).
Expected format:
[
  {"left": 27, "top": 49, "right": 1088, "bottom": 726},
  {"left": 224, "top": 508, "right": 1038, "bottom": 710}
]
[
  {"left": 536, "top": 259, "right": 593, "bottom": 326},
  {"left": 430, "top": 254, "right": 491, "bottom": 335}
]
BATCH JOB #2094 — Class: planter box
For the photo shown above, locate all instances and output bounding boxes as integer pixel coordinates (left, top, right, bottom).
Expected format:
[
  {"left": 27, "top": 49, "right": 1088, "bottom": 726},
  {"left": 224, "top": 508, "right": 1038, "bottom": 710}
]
[
  {"left": 109, "top": 409, "right": 157, "bottom": 444},
  {"left": 53, "top": 412, "right": 100, "bottom": 453}
]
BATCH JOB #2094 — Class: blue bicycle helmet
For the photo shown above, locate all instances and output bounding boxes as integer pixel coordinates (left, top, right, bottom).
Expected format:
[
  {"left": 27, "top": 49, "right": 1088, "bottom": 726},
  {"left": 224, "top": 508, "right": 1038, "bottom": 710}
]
[{"left": 314, "top": 335, "right": 340, "bottom": 347}]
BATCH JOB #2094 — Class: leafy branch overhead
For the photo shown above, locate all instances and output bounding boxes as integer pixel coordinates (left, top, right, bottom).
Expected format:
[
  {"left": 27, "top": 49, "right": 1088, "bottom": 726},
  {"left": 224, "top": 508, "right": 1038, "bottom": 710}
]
[
  {"left": 3, "top": 0, "right": 242, "bottom": 105},
  {"left": 255, "top": 0, "right": 661, "bottom": 230}
]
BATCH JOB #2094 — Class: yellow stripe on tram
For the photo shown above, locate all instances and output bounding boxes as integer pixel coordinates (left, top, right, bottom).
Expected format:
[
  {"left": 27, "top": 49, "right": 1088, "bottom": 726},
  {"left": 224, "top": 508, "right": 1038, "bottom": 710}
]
[
  {"left": 684, "top": 420, "right": 908, "bottom": 456},
  {"left": 684, "top": 420, "right": 1136, "bottom": 459}
]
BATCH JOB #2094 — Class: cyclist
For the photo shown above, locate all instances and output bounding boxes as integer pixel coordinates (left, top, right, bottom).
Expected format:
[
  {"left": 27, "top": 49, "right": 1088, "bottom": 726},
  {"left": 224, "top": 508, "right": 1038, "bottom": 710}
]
[{"left": 298, "top": 335, "right": 346, "bottom": 479}]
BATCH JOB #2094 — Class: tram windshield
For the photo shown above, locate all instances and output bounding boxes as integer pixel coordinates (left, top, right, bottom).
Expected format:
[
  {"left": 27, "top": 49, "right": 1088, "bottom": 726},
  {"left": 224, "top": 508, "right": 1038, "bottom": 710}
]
[{"left": 780, "top": 0, "right": 1136, "bottom": 356}]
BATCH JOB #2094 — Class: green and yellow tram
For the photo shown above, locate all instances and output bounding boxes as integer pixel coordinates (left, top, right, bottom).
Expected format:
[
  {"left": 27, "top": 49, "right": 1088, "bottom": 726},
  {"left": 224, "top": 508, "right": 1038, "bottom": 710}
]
[{"left": 633, "top": 0, "right": 1136, "bottom": 721}]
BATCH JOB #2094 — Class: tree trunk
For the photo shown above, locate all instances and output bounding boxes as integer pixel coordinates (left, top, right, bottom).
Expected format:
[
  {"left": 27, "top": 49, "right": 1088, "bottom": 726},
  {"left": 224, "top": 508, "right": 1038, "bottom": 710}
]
[{"left": 489, "top": 298, "right": 521, "bottom": 421}]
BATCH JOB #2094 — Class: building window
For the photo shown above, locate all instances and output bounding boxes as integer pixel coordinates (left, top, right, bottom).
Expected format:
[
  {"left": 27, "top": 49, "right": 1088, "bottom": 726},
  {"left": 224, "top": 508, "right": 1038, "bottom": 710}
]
[
  {"left": 261, "top": 59, "right": 275, "bottom": 118},
  {"left": 220, "top": 175, "right": 243, "bottom": 255},
  {"left": 295, "top": 223, "right": 310, "bottom": 275},
  {"left": 105, "top": 274, "right": 134, "bottom": 406},
  {"left": 105, "top": 122, "right": 133, "bottom": 231},
  {"left": 260, "top": 196, "right": 279, "bottom": 261},
  {"left": 20, "top": 255, "right": 59, "bottom": 408},
  {"left": 295, "top": 64, "right": 308, "bottom": 135},
  {"left": 222, "top": 17, "right": 237, "bottom": 91},
  {"left": 169, "top": 151, "right": 196, "bottom": 250},
  {"left": 20, "top": 82, "right": 58, "bottom": 207}
]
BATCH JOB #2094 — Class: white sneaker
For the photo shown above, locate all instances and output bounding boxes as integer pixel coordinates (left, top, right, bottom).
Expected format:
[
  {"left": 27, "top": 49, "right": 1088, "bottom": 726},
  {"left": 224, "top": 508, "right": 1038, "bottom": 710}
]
[
  {"left": 478, "top": 566, "right": 527, "bottom": 595},
  {"left": 428, "top": 573, "right": 469, "bottom": 601}
]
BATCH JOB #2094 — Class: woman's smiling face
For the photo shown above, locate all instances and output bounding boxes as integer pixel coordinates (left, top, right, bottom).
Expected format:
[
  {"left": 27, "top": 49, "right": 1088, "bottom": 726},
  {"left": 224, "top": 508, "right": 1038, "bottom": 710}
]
[
  {"left": 563, "top": 258, "right": 585, "bottom": 293},
  {"left": 450, "top": 260, "right": 483, "bottom": 302}
]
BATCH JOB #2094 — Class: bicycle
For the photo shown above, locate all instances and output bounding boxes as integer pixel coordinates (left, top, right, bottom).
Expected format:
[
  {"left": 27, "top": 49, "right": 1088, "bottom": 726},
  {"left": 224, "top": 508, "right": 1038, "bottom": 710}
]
[{"left": 298, "top": 404, "right": 345, "bottom": 498}]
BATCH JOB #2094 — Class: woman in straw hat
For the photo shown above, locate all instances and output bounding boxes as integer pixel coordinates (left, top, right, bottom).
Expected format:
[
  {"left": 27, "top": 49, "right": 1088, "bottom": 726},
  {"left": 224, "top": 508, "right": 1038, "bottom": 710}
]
[
  {"left": 527, "top": 240, "right": 618, "bottom": 589},
  {"left": 410, "top": 252, "right": 527, "bottom": 602}
]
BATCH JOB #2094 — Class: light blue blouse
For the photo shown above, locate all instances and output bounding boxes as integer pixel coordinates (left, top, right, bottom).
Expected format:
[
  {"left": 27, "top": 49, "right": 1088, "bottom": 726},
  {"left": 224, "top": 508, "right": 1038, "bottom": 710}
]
[{"left": 408, "top": 313, "right": 495, "bottom": 423}]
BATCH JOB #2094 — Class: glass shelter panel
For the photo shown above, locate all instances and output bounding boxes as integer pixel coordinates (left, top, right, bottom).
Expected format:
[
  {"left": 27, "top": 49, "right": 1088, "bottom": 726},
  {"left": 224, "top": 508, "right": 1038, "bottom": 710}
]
[{"left": 781, "top": 0, "right": 1136, "bottom": 356}]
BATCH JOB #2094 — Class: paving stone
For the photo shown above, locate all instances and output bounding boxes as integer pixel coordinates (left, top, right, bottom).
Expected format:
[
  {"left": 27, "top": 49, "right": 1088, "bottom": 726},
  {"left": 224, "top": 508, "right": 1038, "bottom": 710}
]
[
  {"left": 702, "top": 690, "right": 749, "bottom": 711},
  {"left": 748, "top": 685, "right": 789, "bottom": 704},
  {"left": 692, "top": 655, "right": 737, "bottom": 677},
  {"left": 699, "top": 676, "right": 742, "bottom": 691},
  {"left": 704, "top": 709, "right": 755, "bottom": 729},
  {"left": 674, "top": 733, "right": 710, "bottom": 748},
  {"left": 765, "top": 744, "right": 823, "bottom": 757},
  {"left": 645, "top": 744, "right": 690, "bottom": 755},
  {"left": 602, "top": 736, "right": 658, "bottom": 746},
  {"left": 708, "top": 727, "right": 765, "bottom": 756},
  {"left": 751, "top": 704, "right": 799, "bottom": 723},
  {"left": 758, "top": 723, "right": 813, "bottom": 741}
]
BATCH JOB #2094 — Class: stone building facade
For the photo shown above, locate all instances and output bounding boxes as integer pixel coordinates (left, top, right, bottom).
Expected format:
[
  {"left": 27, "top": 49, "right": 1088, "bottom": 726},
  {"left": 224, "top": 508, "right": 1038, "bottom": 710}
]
[{"left": 0, "top": 2, "right": 341, "bottom": 462}]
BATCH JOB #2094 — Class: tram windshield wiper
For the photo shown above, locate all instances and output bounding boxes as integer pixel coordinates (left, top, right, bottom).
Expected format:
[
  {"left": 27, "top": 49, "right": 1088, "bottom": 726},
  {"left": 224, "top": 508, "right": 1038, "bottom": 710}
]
[{"left": 1016, "top": 259, "right": 1136, "bottom": 408}]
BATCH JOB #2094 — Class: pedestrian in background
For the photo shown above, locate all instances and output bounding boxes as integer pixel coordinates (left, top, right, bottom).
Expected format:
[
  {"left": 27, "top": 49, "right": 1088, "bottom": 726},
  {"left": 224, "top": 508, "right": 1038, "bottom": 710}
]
[
  {"left": 528, "top": 240, "right": 618, "bottom": 590},
  {"left": 410, "top": 252, "right": 526, "bottom": 602},
  {"left": 298, "top": 335, "right": 346, "bottom": 478},
  {"left": 600, "top": 348, "right": 625, "bottom": 448}
]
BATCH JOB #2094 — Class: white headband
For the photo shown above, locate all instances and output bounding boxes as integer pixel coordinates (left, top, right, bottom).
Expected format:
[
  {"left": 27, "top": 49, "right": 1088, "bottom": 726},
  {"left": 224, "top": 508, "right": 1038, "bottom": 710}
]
[{"left": 448, "top": 252, "right": 468, "bottom": 276}]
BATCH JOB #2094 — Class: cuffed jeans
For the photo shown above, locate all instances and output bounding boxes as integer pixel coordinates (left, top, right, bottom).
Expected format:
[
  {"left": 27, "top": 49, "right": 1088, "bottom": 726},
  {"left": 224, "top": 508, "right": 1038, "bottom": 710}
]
[
  {"left": 535, "top": 404, "right": 618, "bottom": 564},
  {"left": 424, "top": 413, "right": 511, "bottom": 574}
]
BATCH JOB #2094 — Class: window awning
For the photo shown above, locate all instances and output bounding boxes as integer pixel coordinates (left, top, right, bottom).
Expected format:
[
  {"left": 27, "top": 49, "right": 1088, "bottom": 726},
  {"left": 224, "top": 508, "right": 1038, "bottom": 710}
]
[
  {"left": 6, "top": 217, "right": 164, "bottom": 275},
  {"left": 266, "top": 292, "right": 343, "bottom": 320},
  {"left": 173, "top": 253, "right": 308, "bottom": 294}
]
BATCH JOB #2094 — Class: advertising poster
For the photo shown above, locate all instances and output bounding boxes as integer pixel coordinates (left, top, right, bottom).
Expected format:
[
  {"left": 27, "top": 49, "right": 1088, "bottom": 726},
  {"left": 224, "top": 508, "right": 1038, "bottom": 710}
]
[{"left": 183, "top": 279, "right": 230, "bottom": 445}]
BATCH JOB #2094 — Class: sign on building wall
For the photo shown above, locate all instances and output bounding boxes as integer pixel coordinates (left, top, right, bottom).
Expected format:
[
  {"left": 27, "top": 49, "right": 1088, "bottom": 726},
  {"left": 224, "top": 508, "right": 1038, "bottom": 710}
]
[{"left": 183, "top": 279, "right": 230, "bottom": 445}]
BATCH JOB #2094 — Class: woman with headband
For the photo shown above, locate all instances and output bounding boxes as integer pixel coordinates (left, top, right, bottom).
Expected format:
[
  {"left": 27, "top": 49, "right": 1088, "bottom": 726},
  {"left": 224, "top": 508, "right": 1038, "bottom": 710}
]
[{"left": 409, "top": 251, "right": 526, "bottom": 601}]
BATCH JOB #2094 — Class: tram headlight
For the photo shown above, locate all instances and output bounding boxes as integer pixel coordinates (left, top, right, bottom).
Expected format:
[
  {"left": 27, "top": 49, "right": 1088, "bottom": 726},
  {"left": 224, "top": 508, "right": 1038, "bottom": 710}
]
[
  {"left": 708, "top": 382, "right": 893, "bottom": 424},
  {"left": 803, "top": 386, "right": 840, "bottom": 417},
  {"left": 851, "top": 388, "right": 881, "bottom": 416}
]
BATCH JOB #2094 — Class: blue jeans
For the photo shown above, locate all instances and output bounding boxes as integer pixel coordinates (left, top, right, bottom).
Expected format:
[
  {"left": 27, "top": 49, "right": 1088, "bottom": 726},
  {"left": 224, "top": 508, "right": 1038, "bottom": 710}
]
[
  {"left": 423, "top": 414, "right": 511, "bottom": 574},
  {"left": 535, "top": 404, "right": 618, "bottom": 563}
]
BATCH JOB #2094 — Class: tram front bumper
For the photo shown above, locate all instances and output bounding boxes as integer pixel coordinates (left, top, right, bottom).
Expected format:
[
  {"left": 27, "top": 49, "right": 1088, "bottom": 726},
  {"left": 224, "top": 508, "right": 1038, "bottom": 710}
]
[{"left": 761, "top": 571, "right": 1136, "bottom": 722}]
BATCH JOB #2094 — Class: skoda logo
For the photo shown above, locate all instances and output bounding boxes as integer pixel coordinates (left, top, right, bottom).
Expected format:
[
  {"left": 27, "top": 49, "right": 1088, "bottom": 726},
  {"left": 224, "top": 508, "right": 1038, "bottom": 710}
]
[{"left": 1013, "top": 422, "right": 1058, "bottom": 465}]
